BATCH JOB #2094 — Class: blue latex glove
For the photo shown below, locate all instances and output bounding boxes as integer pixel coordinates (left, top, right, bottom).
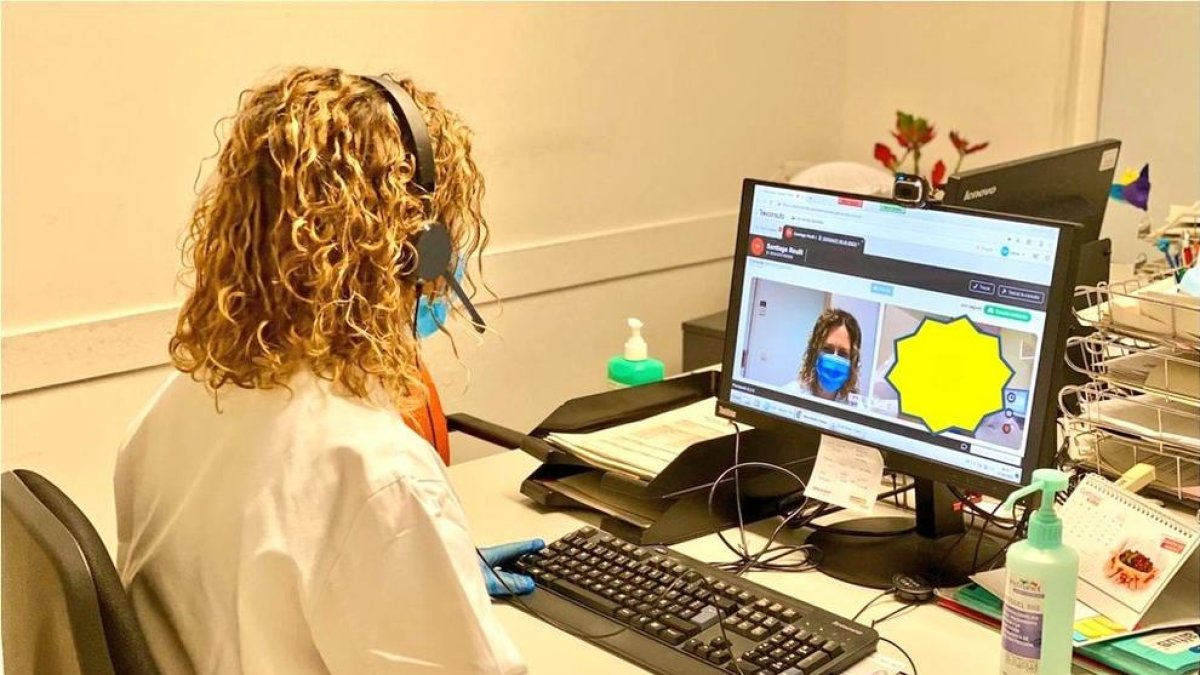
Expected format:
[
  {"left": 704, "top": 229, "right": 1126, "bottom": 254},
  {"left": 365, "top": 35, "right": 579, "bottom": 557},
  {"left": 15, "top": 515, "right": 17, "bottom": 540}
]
[{"left": 477, "top": 539, "right": 545, "bottom": 597}]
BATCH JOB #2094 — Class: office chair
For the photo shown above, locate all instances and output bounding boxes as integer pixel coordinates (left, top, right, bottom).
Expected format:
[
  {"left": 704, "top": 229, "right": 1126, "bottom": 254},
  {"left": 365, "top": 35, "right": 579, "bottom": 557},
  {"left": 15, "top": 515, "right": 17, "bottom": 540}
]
[{"left": 2, "top": 470, "right": 160, "bottom": 675}]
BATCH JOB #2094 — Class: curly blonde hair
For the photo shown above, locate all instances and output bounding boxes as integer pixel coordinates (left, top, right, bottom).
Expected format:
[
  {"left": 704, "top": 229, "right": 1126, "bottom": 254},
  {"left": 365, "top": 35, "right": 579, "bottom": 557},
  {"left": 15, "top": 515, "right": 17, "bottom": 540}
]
[{"left": 171, "top": 66, "right": 487, "bottom": 412}]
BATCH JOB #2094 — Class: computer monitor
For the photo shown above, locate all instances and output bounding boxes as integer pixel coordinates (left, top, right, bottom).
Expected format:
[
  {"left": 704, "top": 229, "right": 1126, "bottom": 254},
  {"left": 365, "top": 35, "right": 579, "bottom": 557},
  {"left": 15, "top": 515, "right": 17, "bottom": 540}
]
[
  {"left": 942, "top": 139, "right": 1122, "bottom": 409},
  {"left": 717, "top": 179, "right": 1077, "bottom": 588},
  {"left": 941, "top": 139, "right": 1121, "bottom": 245}
]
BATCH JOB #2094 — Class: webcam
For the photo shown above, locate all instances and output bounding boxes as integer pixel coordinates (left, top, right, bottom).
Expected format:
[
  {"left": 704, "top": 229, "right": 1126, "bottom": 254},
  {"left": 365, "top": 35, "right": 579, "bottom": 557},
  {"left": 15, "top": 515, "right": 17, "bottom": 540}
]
[{"left": 892, "top": 173, "right": 932, "bottom": 208}]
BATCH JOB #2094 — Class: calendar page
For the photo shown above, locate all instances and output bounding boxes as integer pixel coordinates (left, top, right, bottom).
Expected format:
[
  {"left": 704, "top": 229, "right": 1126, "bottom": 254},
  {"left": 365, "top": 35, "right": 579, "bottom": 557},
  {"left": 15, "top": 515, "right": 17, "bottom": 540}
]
[{"left": 1060, "top": 474, "right": 1200, "bottom": 629}]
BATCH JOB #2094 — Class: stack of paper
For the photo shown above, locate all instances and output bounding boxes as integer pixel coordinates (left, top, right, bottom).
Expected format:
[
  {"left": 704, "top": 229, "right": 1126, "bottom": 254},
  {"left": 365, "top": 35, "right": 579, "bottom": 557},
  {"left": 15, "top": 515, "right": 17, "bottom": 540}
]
[{"left": 546, "top": 398, "right": 736, "bottom": 480}]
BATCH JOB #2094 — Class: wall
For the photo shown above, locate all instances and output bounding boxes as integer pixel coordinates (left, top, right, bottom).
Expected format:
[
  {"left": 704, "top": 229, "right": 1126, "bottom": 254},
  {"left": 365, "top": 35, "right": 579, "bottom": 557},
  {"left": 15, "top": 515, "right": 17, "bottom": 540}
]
[
  {"left": 837, "top": 2, "right": 1104, "bottom": 170},
  {"left": 1, "top": 2, "right": 844, "bottom": 551},
  {"left": 2, "top": 2, "right": 1111, "bottom": 551},
  {"left": 1097, "top": 2, "right": 1200, "bottom": 263}
]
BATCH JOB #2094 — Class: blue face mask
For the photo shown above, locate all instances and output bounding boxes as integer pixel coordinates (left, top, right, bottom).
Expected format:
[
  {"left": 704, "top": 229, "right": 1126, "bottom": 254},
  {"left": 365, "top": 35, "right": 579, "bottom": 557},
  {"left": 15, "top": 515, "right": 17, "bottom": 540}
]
[
  {"left": 415, "top": 259, "right": 466, "bottom": 340},
  {"left": 815, "top": 352, "right": 852, "bottom": 394}
]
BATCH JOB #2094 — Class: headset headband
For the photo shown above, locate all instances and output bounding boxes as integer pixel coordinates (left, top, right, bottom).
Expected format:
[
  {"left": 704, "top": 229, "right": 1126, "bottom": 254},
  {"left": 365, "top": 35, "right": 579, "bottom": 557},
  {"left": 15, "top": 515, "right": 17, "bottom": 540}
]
[
  {"left": 363, "top": 73, "right": 487, "bottom": 335},
  {"left": 363, "top": 75, "right": 436, "bottom": 194}
]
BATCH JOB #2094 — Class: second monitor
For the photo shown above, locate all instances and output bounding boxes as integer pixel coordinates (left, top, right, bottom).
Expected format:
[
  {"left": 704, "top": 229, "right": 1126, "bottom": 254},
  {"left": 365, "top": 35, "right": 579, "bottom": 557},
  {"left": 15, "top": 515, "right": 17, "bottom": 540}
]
[{"left": 717, "top": 180, "right": 1078, "bottom": 588}]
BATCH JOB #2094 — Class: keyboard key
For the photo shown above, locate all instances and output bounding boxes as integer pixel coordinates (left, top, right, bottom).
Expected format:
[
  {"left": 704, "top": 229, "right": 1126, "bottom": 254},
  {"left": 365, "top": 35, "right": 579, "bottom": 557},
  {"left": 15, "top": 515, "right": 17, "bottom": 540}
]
[
  {"left": 683, "top": 638, "right": 702, "bottom": 653},
  {"left": 646, "top": 620, "right": 666, "bottom": 636},
  {"left": 547, "top": 578, "right": 620, "bottom": 615},
  {"left": 781, "top": 608, "right": 800, "bottom": 622},
  {"left": 691, "top": 605, "right": 720, "bottom": 630},
  {"left": 661, "top": 628, "right": 685, "bottom": 645},
  {"left": 614, "top": 608, "right": 636, "bottom": 623},
  {"left": 696, "top": 645, "right": 712, "bottom": 659},
  {"left": 633, "top": 616, "right": 653, "bottom": 631},
  {"left": 749, "top": 626, "right": 768, "bottom": 640},
  {"left": 822, "top": 641, "right": 844, "bottom": 657},
  {"left": 798, "top": 651, "right": 830, "bottom": 671},
  {"left": 708, "top": 649, "right": 731, "bottom": 664},
  {"left": 662, "top": 613, "right": 700, "bottom": 637}
]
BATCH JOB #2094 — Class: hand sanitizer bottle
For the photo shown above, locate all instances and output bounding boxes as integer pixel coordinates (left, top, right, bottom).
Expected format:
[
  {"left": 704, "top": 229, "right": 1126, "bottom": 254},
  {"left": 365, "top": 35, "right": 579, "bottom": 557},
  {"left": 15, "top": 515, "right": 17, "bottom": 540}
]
[
  {"left": 998, "top": 469, "right": 1078, "bottom": 675},
  {"left": 607, "top": 318, "right": 665, "bottom": 388}
]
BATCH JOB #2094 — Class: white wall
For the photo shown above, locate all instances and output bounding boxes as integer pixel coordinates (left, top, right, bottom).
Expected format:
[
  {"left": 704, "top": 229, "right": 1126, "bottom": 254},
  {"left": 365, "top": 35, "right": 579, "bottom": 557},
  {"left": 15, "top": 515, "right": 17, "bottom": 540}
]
[
  {"left": 1, "top": 2, "right": 1110, "bottom": 550},
  {"left": 2, "top": 2, "right": 844, "bottom": 330},
  {"left": 1098, "top": 2, "right": 1200, "bottom": 263},
  {"left": 837, "top": 2, "right": 1103, "bottom": 170}
]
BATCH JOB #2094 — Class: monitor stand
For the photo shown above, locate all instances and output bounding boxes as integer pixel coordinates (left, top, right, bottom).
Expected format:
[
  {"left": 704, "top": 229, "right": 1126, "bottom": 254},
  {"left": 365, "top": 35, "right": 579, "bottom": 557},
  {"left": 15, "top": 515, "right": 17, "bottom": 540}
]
[{"left": 804, "top": 478, "right": 1007, "bottom": 589}]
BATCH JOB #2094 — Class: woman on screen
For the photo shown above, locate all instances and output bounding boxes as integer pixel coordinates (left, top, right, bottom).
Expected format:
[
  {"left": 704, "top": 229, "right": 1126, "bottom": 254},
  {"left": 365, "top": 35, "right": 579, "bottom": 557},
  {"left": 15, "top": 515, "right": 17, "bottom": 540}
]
[{"left": 782, "top": 308, "right": 862, "bottom": 401}]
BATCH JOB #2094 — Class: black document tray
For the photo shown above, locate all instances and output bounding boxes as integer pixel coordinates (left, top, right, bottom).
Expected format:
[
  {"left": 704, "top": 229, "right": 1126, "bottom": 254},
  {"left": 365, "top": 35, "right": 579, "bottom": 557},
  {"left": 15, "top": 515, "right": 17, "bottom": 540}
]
[{"left": 518, "top": 371, "right": 819, "bottom": 545}]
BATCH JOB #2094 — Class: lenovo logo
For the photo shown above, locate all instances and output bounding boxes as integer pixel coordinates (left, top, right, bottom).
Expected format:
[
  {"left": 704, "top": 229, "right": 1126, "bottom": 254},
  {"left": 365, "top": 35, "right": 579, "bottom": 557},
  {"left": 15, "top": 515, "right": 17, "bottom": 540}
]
[{"left": 963, "top": 186, "right": 998, "bottom": 201}]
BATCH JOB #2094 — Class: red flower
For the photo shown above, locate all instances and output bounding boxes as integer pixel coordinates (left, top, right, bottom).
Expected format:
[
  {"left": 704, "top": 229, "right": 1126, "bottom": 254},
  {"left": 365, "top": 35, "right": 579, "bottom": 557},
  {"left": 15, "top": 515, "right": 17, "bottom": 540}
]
[
  {"left": 950, "top": 130, "right": 989, "bottom": 155},
  {"left": 895, "top": 111, "right": 935, "bottom": 150},
  {"left": 874, "top": 143, "right": 899, "bottom": 171},
  {"left": 931, "top": 160, "right": 947, "bottom": 189}
]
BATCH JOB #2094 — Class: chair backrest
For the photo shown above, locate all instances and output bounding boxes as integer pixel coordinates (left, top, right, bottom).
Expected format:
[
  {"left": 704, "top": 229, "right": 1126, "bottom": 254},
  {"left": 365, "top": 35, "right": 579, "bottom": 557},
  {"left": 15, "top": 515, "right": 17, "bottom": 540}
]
[
  {"left": 2, "top": 470, "right": 160, "bottom": 675},
  {"left": 3, "top": 471, "right": 115, "bottom": 675}
]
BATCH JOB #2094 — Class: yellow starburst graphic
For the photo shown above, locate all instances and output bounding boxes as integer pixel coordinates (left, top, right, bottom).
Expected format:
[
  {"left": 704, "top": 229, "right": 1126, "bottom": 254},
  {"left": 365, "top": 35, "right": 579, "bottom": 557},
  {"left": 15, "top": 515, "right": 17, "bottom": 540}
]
[{"left": 885, "top": 316, "right": 1014, "bottom": 434}]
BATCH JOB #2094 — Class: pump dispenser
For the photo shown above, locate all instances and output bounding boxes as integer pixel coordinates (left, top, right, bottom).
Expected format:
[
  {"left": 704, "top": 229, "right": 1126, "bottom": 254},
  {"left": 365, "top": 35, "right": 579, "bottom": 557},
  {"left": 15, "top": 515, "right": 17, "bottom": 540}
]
[
  {"left": 607, "top": 318, "right": 665, "bottom": 388},
  {"left": 998, "top": 469, "right": 1078, "bottom": 675}
]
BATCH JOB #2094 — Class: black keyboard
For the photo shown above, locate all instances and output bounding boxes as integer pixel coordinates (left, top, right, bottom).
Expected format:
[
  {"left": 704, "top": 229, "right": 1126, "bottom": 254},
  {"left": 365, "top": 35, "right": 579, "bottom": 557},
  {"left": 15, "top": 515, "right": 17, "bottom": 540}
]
[{"left": 510, "top": 526, "right": 878, "bottom": 674}]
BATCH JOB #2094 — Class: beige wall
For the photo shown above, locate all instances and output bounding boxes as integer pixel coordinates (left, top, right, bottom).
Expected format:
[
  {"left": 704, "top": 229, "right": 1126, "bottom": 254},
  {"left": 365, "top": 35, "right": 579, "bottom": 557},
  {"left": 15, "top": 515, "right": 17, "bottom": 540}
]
[
  {"left": 1, "top": 2, "right": 844, "bottom": 330},
  {"left": 1098, "top": 2, "right": 1200, "bottom": 263},
  {"left": 3, "top": 2, "right": 1104, "bottom": 550},
  {"left": 837, "top": 2, "right": 1100, "bottom": 169}
]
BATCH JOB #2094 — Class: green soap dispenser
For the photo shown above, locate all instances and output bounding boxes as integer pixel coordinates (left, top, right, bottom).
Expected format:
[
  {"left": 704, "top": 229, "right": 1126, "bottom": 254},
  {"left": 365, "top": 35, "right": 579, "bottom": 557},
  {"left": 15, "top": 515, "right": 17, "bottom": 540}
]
[
  {"left": 607, "top": 318, "right": 665, "bottom": 388},
  {"left": 998, "top": 469, "right": 1079, "bottom": 675}
]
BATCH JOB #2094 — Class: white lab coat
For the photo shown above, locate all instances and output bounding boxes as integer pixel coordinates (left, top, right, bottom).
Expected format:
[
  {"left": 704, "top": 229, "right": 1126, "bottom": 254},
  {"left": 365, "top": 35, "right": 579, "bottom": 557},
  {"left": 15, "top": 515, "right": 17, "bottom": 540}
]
[{"left": 114, "top": 370, "right": 526, "bottom": 675}]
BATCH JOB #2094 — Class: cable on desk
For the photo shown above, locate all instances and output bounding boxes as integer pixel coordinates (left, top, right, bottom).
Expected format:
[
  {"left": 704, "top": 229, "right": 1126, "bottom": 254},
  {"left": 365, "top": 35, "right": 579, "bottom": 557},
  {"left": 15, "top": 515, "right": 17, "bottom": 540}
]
[
  {"left": 947, "top": 485, "right": 1020, "bottom": 529},
  {"left": 878, "top": 636, "right": 918, "bottom": 675},
  {"left": 850, "top": 588, "right": 895, "bottom": 622},
  {"left": 707, "top": 422, "right": 820, "bottom": 576},
  {"left": 869, "top": 603, "right": 917, "bottom": 628}
]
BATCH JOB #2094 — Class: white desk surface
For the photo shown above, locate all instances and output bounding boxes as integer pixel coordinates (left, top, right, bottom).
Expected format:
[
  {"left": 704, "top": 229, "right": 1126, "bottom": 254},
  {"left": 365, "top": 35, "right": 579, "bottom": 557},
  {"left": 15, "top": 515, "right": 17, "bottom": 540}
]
[{"left": 447, "top": 450, "right": 1011, "bottom": 675}]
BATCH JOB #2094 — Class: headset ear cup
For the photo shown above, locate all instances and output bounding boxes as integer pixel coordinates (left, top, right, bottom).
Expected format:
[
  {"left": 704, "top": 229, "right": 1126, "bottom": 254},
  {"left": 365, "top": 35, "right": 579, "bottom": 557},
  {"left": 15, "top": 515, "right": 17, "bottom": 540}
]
[{"left": 411, "top": 222, "right": 454, "bottom": 284}]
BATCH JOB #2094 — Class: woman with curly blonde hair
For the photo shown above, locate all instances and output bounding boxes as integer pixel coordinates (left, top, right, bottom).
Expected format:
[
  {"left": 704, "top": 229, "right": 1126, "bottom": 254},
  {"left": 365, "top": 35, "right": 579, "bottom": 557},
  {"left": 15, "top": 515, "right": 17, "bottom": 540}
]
[{"left": 115, "top": 67, "right": 535, "bottom": 675}]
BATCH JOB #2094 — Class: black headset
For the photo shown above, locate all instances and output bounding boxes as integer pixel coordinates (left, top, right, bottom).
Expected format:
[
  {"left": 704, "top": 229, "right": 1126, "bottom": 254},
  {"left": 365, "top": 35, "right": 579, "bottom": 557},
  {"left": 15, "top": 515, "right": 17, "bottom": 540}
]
[{"left": 363, "top": 74, "right": 486, "bottom": 334}]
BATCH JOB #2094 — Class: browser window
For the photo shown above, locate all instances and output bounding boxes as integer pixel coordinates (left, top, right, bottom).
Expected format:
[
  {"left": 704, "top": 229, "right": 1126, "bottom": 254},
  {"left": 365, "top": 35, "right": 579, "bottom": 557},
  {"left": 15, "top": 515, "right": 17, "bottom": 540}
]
[{"left": 727, "top": 185, "right": 1063, "bottom": 484}]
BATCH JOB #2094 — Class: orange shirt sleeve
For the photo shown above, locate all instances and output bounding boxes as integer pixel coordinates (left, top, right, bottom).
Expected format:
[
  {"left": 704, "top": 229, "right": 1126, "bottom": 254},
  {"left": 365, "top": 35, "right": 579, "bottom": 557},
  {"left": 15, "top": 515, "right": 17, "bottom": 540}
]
[{"left": 406, "top": 362, "right": 451, "bottom": 465}]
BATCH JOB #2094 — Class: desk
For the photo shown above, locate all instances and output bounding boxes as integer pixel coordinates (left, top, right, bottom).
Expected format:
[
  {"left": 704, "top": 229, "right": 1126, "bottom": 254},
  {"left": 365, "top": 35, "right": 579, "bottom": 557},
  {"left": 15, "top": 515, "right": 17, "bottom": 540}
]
[{"left": 448, "top": 450, "right": 1017, "bottom": 675}]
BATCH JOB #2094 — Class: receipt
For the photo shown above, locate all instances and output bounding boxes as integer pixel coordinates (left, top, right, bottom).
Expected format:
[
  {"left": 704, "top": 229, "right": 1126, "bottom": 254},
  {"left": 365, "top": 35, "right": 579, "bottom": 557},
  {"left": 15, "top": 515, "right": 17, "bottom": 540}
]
[{"left": 805, "top": 435, "right": 886, "bottom": 513}]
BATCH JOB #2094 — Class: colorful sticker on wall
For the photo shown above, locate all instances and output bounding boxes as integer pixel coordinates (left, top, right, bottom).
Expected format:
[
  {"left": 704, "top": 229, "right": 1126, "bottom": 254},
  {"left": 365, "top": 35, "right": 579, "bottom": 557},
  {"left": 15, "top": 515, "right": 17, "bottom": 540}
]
[{"left": 1109, "top": 164, "right": 1151, "bottom": 211}]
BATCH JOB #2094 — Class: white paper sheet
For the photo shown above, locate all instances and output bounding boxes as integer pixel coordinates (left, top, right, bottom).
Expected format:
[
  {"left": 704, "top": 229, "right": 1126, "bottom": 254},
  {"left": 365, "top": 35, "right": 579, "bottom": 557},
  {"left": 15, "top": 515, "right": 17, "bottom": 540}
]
[
  {"left": 546, "top": 398, "right": 735, "bottom": 479},
  {"left": 804, "top": 435, "right": 885, "bottom": 513}
]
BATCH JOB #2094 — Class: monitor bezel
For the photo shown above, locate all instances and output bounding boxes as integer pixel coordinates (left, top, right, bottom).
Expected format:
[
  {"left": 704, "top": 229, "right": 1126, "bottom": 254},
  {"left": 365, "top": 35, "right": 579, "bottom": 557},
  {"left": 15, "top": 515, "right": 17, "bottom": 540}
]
[{"left": 717, "top": 178, "right": 1078, "bottom": 499}]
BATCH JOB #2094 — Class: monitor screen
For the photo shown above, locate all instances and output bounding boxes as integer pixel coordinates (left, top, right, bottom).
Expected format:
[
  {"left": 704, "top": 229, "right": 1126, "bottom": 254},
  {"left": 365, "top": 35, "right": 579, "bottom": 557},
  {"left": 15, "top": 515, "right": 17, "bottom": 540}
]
[{"left": 718, "top": 180, "right": 1076, "bottom": 494}]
